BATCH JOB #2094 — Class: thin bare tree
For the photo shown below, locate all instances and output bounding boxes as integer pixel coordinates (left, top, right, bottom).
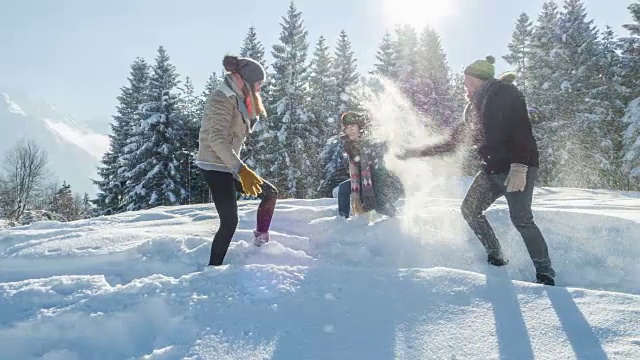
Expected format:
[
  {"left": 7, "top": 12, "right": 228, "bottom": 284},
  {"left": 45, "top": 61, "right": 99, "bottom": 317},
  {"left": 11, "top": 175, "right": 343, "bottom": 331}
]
[{"left": 1, "top": 140, "right": 49, "bottom": 221}]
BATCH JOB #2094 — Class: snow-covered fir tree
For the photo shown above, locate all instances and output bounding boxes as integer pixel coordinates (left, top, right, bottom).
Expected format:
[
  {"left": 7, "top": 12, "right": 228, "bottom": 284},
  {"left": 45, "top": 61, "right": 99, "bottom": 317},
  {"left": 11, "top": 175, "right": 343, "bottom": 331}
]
[
  {"left": 330, "top": 30, "right": 360, "bottom": 195},
  {"left": 527, "top": 1, "right": 561, "bottom": 186},
  {"left": 240, "top": 26, "right": 267, "bottom": 68},
  {"left": 503, "top": 12, "right": 534, "bottom": 96},
  {"left": 333, "top": 30, "right": 360, "bottom": 115},
  {"left": 450, "top": 70, "right": 467, "bottom": 121},
  {"left": 122, "top": 46, "right": 189, "bottom": 211},
  {"left": 394, "top": 25, "right": 420, "bottom": 104},
  {"left": 620, "top": 1, "right": 640, "bottom": 183},
  {"left": 50, "top": 182, "right": 76, "bottom": 221},
  {"left": 265, "top": 1, "right": 314, "bottom": 198},
  {"left": 316, "top": 30, "right": 361, "bottom": 196},
  {"left": 198, "top": 72, "right": 222, "bottom": 115},
  {"left": 373, "top": 31, "right": 397, "bottom": 79},
  {"left": 308, "top": 35, "right": 342, "bottom": 196},
  {"left": 590, "top": 26, "right": 628, "bottom": 189},
  {"left": 622, "top": 98, "right": 640, "bottom": 181},
  {"left": 190, "top": 71, "right": 224, "bottom": 203},
  {"left": 78, "top": 193, "right": 95, "bottom": 219},
  {"left": 620, "top": 1, "right": 640, "bottom": 85},
  {"left": 414, "top": 26, "right": 456, "bottom": 127},
  {"left": 177, "top": 76, "right": 203, "bottom": 204},
  {"left": 178, "top": 76, "right": 200, "bottom": 153},
  {"left": 315, "top": 31, "right": 361, "bottom": 198},
  {"left": 548, "top": 0, "right": 608, "bottom": 188},
  {"left": 93, "top": 57, "right": 149, "bottom": 215},
  {"left": 238, "top": 26, "right": 270, "bottom": 179},
  {"left": 309, "top": 35, "right": 335, "bottom": 132}
]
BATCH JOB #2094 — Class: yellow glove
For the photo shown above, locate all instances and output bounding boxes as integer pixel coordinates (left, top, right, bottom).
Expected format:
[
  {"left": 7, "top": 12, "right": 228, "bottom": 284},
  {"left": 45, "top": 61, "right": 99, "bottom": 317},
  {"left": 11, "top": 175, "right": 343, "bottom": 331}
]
[{"left": 238, "top": 165, "right": 264, "bottom": 197}]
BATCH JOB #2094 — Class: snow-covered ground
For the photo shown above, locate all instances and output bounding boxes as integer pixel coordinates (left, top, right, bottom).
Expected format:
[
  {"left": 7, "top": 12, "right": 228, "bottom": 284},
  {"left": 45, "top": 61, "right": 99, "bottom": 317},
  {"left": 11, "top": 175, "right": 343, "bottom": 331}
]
[{"left": 0, "top": 185, "right": 639, "bottom": 359}]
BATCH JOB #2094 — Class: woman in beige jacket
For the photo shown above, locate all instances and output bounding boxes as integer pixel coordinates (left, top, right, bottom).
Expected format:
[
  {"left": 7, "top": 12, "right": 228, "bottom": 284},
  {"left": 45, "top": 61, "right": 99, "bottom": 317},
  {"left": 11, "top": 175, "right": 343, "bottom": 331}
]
[{"left": 197, "top": 55, "right": 278, "bottom": 266}]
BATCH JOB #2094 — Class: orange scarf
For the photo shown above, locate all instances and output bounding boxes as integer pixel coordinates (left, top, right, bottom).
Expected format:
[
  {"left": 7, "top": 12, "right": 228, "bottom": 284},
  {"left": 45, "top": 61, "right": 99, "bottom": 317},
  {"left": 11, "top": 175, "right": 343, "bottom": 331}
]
[{"left": 231, "top": 73, "right": 256, "bottom": 119}]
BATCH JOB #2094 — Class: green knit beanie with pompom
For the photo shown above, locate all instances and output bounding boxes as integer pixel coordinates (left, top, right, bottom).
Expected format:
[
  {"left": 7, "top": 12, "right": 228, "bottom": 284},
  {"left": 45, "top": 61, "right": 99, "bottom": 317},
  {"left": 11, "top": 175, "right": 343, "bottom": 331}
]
[{"left": 464, "top": 55, "right": 496, "bottom": 80}]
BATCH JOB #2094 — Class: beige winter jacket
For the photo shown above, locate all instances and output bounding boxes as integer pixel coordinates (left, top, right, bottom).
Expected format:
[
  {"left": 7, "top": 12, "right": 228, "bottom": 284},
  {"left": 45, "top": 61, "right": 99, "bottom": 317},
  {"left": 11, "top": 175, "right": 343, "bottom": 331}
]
[{"left": 196, "top": 79, "right": 253, "bottom": 175}]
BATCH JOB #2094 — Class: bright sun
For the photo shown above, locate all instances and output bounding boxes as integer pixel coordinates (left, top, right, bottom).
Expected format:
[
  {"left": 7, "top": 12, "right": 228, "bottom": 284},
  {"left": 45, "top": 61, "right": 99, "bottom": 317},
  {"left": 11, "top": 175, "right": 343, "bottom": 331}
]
[{"left": 382, "top": 0, "right": 453, "bottom": 30}]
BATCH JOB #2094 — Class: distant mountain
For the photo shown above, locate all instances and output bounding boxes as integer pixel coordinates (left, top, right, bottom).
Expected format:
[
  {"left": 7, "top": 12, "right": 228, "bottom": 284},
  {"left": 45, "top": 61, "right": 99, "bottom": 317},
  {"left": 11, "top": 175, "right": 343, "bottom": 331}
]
[
  {"left": 0, "top": 89, "right": 110, "bottom": 196},
  {"left": 84, "top": 116, "right": 113, "bottom": 135}
]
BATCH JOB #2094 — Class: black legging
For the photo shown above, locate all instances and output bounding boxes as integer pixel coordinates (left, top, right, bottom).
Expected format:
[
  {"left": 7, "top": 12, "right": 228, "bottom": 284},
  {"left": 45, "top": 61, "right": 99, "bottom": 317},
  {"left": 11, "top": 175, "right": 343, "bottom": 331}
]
[{"left": 200, "top": 169, "right": 278, "bottom": 266}]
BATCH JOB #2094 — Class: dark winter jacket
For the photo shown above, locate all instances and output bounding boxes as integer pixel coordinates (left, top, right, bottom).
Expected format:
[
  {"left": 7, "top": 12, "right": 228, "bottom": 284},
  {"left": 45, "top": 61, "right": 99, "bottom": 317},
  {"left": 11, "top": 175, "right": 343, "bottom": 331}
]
[{"left": 417, "top": 79, "right": 539, "bottom": 174}]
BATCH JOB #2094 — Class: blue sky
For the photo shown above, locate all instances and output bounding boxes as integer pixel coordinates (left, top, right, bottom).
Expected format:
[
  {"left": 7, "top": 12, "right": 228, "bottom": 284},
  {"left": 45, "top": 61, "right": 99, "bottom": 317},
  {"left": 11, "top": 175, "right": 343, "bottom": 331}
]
[{"left": 1, "top": 0, "right": 633, "bottom": 124}]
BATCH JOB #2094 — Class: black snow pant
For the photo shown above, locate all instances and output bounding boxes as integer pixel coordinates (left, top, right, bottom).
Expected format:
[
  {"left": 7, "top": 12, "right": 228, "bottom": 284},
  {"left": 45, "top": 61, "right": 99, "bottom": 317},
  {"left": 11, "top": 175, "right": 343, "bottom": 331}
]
[
  {"left": 460, "top": 167, "right": 555, "bottom": 277},
  {"left": 200, "top": 169, "right": 278, "bottom": 266}
]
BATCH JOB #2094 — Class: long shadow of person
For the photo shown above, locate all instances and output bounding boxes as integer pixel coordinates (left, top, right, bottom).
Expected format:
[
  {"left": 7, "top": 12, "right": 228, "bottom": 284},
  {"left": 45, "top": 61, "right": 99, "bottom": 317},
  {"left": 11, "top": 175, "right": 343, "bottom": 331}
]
[
  {"left": 485, "top": 274, "right": 535, "bottom": 360},
  {"left": 544, "top": 286, "right": 609, "bottom": 360}
]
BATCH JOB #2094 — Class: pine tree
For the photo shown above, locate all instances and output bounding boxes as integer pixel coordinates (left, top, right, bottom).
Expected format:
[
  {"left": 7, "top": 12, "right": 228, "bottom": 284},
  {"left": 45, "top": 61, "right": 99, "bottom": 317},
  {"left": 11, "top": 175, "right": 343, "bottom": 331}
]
[
  {"left": 314, "top": 31, "right": 361, "bottom": 198},
  {"left": 204, "top": 72, "right": 222, "bottom": 95},
  {"left": 620, "top": 1, "right": 640, "bottom": 184},
  {"left": 309, "top": 36, "right": 335, "bottom": 128},
  {"left": 188, "top": 71, "right": 222, "bottom": 204},
  {"left": 179, "top": 76, "right": 200, "bottom": 153},
  {"left": 308, "top": 37, "right": 336, "bottom": 142},
  {"left": 240, "top": 26, "right": 267, "bottom": 68},
  {"left": 238, "top": 26, "right": 269, "bottom": 177},
  {"left": 309, "top": 36, "right": 341, "bottom": 197},
  {"left": 79, "top": 193, "right": 95, "bottom": 219},
  {"left": 414, "top": 26, "right": 456, "bottom": 127},
  {"left": 373, "top": 31, "right": 397, "bottom": 79},
  {"left": 450, "top": 70, "right": 467, "bottom": 121},
  {"left": 50, "top": 182, "right": 76, "bottom": 221},
  {"left": 619, "top": 1, "right": 640, "bottom": 102},
  {"left": 503, "top": 13, "right": 534, "bottom": 96},
  {"left": 122, "top": 46, "right": 188, "bottom": 211},
  {"left": 93, "top": 58, "right": 149, "bottom": 215},
  {"left": 265, "top": 1, "right": 313, "bottom": 198},
  {"left": 198, "top": 72, "right": 222, "bottom": 115},
  {"left": 620, "top": 1, "right": 640, "bottom": 58},
  {"left": 527, "top": 1, "right": 561, "bottom": 186},
  {"left": 333, "top": 30, "right": 360, "bottom": 114},
  {"left": 177, "top": 76, "right": 201, "bottom": 204},
  {"left": 622, "top": 98, "right": 640, "bottom": 182},
  {"left": 549, "top": 0, "right": 605, "bottom": 188},
  {"left": 394, "top": 25, "right": 420, "bottom": 102},
  {"left": 590, "top": 26, "right": 628, "bottom": 189}
]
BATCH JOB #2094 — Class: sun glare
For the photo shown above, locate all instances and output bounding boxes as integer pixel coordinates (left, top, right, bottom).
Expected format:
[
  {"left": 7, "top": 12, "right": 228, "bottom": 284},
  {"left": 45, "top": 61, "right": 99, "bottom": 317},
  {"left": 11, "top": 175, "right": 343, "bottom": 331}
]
[{"left": 382, "top": 0, "right": 453, "bottom": 30}]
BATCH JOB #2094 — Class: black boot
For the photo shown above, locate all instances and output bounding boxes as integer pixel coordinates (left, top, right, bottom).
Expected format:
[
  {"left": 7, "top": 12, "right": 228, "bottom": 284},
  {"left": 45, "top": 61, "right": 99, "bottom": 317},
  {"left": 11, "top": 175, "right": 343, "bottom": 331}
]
[
  {"left": 536, "top": 273, "right": 555, "bottom": 286},
  {"left": 487, "top": 254, "right": 508, "bottom": 266}
]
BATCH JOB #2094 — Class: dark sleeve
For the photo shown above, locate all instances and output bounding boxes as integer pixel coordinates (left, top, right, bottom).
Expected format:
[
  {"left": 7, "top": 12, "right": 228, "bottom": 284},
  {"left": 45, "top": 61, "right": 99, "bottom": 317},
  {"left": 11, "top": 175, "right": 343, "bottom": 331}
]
[{"left": 416, "top": 121, "right": 465, "bottom": 157}]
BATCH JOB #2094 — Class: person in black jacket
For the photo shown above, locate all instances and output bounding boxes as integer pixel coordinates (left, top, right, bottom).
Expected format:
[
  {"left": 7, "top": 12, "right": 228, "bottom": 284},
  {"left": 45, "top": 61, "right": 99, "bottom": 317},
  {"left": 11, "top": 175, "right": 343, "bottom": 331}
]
[{"left": 397, "top": 55, "right": 555, "bottom": 286}]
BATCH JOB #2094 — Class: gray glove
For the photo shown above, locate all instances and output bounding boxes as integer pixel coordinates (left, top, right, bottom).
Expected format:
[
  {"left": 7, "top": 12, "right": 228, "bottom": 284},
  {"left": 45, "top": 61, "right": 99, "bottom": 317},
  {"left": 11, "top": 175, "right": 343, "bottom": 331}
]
[{"left": 504, "top": 163, "right": 528, "bottom": 192}]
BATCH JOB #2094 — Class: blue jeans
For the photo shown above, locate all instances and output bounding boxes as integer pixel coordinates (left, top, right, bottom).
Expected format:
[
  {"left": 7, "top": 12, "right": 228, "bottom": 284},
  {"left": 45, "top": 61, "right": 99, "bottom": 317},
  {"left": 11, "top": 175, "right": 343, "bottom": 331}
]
[{"left": 338, "top": 180, "right": 351, "bottom": 218}]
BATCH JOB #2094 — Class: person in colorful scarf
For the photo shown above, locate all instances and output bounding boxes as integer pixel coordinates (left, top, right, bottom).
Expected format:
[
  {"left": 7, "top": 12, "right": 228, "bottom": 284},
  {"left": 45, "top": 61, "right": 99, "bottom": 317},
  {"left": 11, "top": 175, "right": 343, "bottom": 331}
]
[
  {"left": 196, "top": 55, "right": 278, "bottom": 266},
  {"left": 337, "top": 111, "right": 403, "bottom": 219}
]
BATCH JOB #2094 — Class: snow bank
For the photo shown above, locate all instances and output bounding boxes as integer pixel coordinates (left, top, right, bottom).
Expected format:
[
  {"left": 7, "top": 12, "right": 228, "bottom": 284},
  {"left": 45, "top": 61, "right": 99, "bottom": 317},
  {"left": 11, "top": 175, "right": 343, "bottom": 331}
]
[
  {"left": 0, "top": 267, "right": 637, "bottom": 359},
  {"left": 0, "top": 187, "right": 639, "bottom": 359}
]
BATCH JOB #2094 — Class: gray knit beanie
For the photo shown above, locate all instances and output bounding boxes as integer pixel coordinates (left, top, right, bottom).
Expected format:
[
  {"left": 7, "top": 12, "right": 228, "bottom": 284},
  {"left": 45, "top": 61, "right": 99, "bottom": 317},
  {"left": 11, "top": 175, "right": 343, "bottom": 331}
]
[{"left": 223, "top": 55, "right": 265, "bottom": 86}]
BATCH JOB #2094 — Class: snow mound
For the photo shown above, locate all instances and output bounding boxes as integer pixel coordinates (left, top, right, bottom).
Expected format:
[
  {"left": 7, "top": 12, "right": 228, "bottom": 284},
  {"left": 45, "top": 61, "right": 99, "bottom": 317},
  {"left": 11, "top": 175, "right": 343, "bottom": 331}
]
[{"left": 0, "top": 187, "right": 639, "bottom": 359}]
